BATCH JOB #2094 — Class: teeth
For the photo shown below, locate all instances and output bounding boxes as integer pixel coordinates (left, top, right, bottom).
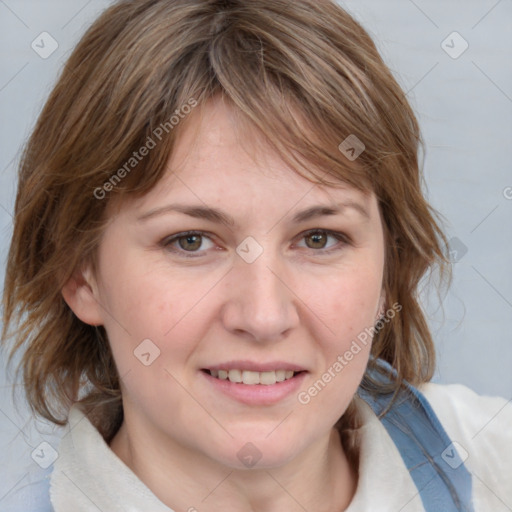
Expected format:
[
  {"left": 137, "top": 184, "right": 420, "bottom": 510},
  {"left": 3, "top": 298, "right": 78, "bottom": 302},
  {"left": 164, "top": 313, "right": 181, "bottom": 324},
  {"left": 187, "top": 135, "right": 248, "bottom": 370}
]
[
  {"left": 210, "top": 369, "right": 298, "bottom": 385},
  {"left": 275, "top": 370, "right": 286, "bottom": 382},
  {"left": 228, "top": 369, "right": 243, "bottom": 383},
  {"left": 243, "top": 370, "right": 260, "bottom": 385},
  {"left": 260, "top": 371, "right": 276, "bottom": 385}
]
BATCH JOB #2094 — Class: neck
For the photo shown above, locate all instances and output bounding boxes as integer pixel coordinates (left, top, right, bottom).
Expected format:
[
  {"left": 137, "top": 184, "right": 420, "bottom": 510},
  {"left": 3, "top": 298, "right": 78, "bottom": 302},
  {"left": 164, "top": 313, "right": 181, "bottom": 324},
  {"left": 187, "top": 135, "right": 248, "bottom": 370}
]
[{"left": 110, "top": 419, "right": 357, "bottom": 512}]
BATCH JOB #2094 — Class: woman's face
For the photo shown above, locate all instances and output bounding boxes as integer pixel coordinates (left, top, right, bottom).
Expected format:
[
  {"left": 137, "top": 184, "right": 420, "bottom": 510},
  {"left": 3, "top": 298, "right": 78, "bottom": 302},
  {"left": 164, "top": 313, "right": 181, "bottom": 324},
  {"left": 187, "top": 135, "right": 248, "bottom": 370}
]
[{"left": 80, "top": 98, "right": 386, "bottom": 469}]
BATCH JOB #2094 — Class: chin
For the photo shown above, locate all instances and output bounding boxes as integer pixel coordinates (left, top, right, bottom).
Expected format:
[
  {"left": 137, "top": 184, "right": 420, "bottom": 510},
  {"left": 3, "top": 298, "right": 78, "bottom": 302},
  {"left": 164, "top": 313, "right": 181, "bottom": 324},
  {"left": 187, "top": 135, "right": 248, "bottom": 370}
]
[{"left": 209, "top": 434, "right": 307, "bottom": 471}]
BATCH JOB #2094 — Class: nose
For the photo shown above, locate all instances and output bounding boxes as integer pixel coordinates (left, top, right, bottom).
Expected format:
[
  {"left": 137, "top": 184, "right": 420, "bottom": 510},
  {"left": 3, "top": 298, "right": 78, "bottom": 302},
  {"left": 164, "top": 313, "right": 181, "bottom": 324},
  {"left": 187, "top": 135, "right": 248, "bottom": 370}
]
[{"left": 220, "top": 249, "right": 300, "bottom": 342}]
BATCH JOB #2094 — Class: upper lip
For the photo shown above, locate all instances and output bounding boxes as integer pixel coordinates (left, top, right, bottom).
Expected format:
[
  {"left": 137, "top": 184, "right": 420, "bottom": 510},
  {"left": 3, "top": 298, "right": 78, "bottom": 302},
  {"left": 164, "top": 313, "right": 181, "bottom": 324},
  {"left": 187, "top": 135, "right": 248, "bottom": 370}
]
[{"left": 204, "top": 360, "right": 307, "bottom": 372}]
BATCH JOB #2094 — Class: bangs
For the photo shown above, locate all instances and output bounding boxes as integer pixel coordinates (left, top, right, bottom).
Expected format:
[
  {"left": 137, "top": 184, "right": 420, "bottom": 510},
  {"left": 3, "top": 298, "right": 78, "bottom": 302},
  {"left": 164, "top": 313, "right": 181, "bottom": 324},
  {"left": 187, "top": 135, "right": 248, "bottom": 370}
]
[{"left": 105, "top": 1, "right": 395, "bottom": 203}]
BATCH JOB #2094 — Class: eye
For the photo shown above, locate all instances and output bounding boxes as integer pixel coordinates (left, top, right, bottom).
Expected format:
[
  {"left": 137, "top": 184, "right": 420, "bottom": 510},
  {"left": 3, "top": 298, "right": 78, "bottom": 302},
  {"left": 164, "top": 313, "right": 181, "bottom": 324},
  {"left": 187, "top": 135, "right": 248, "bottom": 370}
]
[
  {"left": 162, "top": 231, "right": 215, "bottom": 256},
  {"left": 296, "top": 229, "right": 349, "bottom": 253},
  {"left": 161, "top": 229, "right": 350, "bottom": 259}
]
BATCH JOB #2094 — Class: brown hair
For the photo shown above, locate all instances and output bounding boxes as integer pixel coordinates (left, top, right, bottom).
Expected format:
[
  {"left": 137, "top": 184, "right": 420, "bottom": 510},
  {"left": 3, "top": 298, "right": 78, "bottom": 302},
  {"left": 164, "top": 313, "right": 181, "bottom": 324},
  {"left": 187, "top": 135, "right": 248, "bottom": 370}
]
[{"left": 2, "top": 0, "right": 449, "bottom": 440}]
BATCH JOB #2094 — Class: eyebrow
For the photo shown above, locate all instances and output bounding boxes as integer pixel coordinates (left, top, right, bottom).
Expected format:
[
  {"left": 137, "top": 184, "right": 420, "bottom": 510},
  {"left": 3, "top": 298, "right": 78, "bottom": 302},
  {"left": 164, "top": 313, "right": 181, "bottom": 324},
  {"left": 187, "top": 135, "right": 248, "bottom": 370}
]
[{"left": 137, "top": 201, "right": 369, "bottom": 226}]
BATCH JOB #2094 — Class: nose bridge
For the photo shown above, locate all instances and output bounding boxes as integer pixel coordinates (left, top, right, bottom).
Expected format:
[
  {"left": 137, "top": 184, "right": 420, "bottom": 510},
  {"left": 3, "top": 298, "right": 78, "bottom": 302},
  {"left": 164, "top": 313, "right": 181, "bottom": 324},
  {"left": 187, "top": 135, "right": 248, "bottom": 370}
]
[{"left": 221, "top": 245, "right": 299, "bottom": 340}]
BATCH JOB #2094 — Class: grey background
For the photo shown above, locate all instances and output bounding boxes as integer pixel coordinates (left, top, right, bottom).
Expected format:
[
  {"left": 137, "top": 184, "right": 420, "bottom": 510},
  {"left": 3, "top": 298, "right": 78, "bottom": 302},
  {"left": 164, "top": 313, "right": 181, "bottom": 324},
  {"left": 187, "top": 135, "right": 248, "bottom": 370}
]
[{"left": 0, "top": 0, "right": 511, "bottom": 504}]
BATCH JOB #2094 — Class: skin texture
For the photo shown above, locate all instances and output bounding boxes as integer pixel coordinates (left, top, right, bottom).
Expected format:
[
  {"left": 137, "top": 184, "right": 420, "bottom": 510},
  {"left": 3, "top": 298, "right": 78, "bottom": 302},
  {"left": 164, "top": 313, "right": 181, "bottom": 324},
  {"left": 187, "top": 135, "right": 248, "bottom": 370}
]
[{"left": 62, "top": 97, "right": 386, "bottom": 511}]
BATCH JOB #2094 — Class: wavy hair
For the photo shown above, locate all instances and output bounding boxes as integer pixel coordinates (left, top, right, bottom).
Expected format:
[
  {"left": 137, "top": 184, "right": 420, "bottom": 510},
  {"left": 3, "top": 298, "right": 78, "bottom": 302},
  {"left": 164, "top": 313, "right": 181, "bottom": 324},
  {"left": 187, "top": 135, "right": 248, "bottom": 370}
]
[{"left": 2, "top": 0, "right": 449, "bottom": 441}]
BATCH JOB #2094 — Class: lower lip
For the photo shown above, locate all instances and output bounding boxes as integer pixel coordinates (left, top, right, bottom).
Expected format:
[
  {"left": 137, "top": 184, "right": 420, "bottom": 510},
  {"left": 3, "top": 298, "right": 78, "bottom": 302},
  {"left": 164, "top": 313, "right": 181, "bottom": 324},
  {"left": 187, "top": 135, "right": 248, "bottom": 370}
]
[{"left": 201, "top": 370, "right": 307, "bottom": 406}]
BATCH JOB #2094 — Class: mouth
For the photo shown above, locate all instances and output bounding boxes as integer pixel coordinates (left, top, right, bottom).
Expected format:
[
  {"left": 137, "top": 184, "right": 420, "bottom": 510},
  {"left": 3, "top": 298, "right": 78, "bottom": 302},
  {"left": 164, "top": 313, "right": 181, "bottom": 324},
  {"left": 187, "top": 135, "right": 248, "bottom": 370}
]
[
  {"left": 200, "top": 363, "right": 308, "bottom": 405},
  {"left": 202, "top": 368, "right": 305, "bottom": 385},
  {"left": 199, "top": 359, "right": 309, "bottom": 406}
]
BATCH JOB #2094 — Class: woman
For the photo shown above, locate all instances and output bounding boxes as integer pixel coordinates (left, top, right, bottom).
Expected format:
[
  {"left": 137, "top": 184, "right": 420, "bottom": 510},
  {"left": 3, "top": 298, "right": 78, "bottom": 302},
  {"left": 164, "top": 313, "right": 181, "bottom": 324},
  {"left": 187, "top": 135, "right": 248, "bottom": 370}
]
[{"left": 2, "top": 0, "right": 511, "bottom": 510}]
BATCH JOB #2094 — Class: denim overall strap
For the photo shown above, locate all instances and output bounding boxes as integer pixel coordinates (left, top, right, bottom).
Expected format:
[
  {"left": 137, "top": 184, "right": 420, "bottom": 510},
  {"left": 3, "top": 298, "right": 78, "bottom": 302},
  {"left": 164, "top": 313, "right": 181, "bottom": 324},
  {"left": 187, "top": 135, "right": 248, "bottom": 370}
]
[{"left": 357, "top": 359, "right": 474, "bottom": 512}]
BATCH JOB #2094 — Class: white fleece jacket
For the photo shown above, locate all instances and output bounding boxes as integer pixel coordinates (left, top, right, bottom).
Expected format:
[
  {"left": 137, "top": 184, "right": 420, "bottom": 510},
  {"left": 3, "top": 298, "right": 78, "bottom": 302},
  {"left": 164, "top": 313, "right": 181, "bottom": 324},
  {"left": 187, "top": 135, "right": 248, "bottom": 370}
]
[{"left": 5, "top": 383, "right": 512, "bottom": 511}]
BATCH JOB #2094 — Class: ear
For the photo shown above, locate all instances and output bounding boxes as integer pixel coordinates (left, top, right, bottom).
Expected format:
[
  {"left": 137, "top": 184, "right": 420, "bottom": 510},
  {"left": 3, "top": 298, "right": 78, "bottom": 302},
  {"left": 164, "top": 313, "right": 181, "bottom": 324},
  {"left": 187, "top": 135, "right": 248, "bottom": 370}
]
[{"left": 61, "top": 265, "right": 104, "bottom": 326}]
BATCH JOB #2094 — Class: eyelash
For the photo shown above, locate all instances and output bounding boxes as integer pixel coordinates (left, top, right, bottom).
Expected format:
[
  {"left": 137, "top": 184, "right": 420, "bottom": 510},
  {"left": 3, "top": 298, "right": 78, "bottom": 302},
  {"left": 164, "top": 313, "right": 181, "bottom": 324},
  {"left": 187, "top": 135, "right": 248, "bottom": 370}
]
[{"left": 160, "top": 229, "right": 351, "bottom": 259}]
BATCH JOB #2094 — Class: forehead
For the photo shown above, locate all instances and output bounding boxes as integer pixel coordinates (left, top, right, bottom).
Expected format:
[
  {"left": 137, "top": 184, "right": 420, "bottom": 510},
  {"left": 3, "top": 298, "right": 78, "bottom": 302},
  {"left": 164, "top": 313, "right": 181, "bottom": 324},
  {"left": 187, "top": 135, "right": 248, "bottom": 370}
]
[
  {"left": 111, "top": 97, "right": 379, "bottom": 225},
  {"left": 161, "top": 99, "right": 367, "bottom": 193}
]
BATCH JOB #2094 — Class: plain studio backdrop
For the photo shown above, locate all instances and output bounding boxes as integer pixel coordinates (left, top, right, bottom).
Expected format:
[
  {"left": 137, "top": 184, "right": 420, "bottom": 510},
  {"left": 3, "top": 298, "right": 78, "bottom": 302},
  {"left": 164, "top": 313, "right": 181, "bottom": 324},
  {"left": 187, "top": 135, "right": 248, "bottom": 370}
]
[{"left": 0, "top": 0, "right": 511, "bottom": 503}]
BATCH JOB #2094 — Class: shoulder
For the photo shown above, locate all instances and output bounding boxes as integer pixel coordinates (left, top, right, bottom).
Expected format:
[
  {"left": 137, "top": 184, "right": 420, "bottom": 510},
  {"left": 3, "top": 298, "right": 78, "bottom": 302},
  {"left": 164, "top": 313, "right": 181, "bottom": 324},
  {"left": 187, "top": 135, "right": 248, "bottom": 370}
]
[
  {"left": 419, "top": 382, "right": 512, "bottom": 510},
  {"left": 419, "top": 381, "right": 512, "bottom": 443}
]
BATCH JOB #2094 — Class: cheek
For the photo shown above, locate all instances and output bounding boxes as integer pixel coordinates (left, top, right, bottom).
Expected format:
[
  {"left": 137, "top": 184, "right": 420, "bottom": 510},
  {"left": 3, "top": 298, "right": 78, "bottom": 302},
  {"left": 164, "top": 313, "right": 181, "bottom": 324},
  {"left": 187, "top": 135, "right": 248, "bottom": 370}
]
[
  {"left": 311, "top": 265, "right": 383, "bottom": 342},
  {"left": 98, "top": 271, "right": 199, "bottom": 416},
  {"left": 98, "top": 259, "right": 232, "bottom": 409},
  {"left": 295, "top": 271, "right": 379, "bottom": 420},
  {"left": 96, "top": 263, "right": 194, "bottom": 377},
  {"left": 99, "top": 252, "right": 202, "bottom": 337}
]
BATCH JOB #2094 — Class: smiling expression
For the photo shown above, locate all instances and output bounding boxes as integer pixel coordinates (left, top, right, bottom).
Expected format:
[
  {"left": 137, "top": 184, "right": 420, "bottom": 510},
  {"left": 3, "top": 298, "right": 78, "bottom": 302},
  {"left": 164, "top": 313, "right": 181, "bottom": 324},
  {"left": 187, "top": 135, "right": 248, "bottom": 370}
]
[{"left": 77, "top": 97, "right": 386, "bottom": 469}]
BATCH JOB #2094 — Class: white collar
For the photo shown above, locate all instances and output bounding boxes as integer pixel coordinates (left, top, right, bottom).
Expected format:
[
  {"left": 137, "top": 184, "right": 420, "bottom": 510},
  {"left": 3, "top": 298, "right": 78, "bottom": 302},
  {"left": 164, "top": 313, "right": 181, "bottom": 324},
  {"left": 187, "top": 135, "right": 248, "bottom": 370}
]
[
  {"left": 50, "top": 398, "right": 423, "bottom": 511},
  {"left": 50, "top": 404, "right": 172, "bottom": 512}
]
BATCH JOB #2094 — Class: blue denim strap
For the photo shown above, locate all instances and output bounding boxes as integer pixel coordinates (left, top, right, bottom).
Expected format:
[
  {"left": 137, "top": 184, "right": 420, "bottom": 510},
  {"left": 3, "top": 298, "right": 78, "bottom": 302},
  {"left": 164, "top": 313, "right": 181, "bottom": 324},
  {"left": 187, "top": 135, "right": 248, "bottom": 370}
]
[{"left": 357, "top": 358, "right": 474, "bottom": 512}]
